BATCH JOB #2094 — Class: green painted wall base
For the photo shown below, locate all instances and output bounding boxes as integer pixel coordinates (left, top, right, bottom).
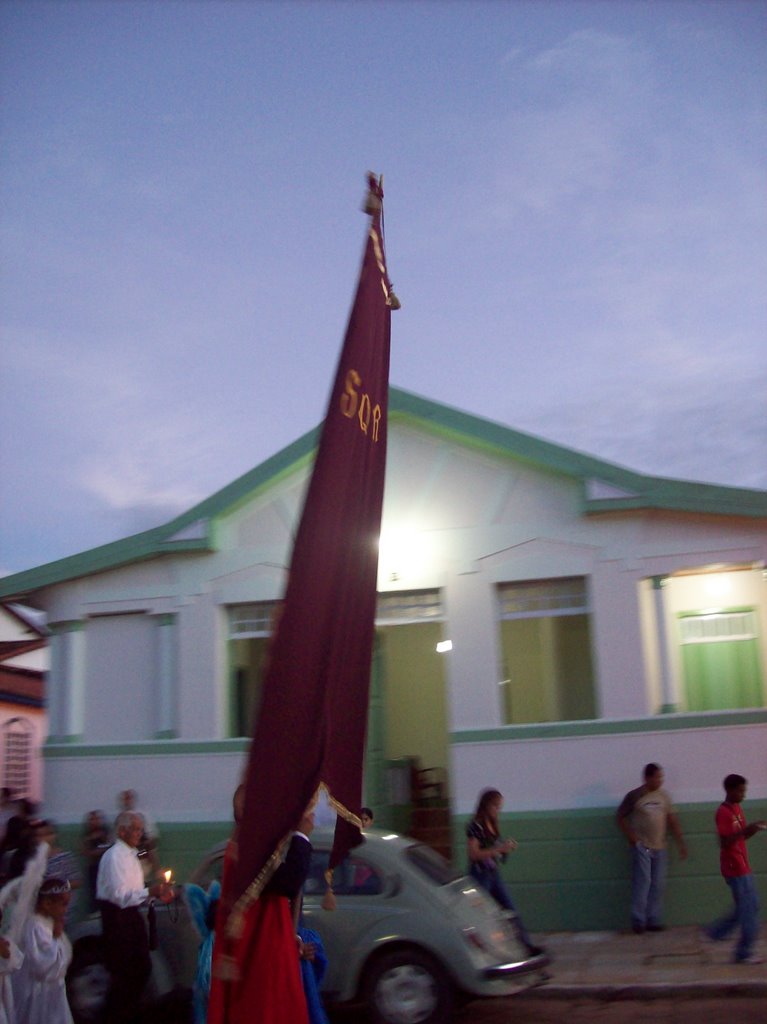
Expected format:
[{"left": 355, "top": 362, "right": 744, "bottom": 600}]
[
  {"left": 58, "top": 821, "right": 233, "bottom": 892},
  {"left": 58, "top": 801, "right": 766, "bottom": 934},
  {"left": 451, "top": 803, "right": 767, "bottom": 932}
]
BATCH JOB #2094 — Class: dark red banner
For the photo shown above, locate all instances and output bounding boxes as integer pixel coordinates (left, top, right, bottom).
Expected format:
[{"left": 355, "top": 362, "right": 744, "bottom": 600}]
[{"left": 227, "top": 175, "right": 394, "bottom": 926}]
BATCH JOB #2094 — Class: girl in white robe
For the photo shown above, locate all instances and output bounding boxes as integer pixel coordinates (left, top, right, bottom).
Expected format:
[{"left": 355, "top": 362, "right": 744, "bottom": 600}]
[
  {"left": 0, "top": 921, "right": 24, "bottom": 1024},
  {"left": 12, "top": 876, "right": 73, "bottom": 1024}
]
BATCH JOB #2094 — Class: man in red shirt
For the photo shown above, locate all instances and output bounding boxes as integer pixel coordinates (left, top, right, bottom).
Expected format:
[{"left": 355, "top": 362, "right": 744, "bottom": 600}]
[{"left": 703, "top": 773, "right": 766, "bottom": 964}]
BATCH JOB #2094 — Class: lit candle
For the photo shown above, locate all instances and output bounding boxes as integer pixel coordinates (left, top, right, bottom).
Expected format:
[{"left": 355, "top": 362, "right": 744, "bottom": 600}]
[{"left": 164, "top": 869, "right": 173, "bottom": 884}]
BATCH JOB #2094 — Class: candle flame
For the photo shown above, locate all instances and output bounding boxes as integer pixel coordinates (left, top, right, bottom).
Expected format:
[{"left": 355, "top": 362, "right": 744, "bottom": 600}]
[{"left": 164, "top": 870, "right": 172, "bottom": 883}]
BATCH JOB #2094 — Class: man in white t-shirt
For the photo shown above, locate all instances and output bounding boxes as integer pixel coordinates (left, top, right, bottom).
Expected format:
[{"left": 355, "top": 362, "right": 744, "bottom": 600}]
[
  {"left": 97, "top": 812, "right": 172, "bottom": 1024},
  {"left": 617, "top": 763, "right": 687, "bottom": 934}
]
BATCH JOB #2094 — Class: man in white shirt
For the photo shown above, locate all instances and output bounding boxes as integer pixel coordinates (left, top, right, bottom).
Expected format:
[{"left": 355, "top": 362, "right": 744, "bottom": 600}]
[
  {"left": 117, "top": 789, "right": 160, "bottom": 878},
  {"left": 96, "top": 811, "right": 172, "bottom": 1024}
]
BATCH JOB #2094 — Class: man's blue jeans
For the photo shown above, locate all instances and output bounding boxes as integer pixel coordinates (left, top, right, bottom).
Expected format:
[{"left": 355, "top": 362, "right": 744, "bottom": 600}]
[
  {"left": 707, "top": 873, "right": 760, "bottom": 962},
  {"left": 631, "top": 844, "right": 667, "bottom": 929}
]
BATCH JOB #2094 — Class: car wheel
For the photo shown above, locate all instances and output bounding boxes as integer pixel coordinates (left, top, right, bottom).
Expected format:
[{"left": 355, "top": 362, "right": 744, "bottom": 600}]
[
  {"left": 67, "top": 942, "right": 111, "bottom": 1024},
  {"left": 363, "top": 947, "right": 453, "bottom": 1024}
]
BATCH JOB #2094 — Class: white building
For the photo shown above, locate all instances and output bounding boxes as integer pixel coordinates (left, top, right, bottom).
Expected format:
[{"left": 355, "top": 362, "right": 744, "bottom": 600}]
[{"left": 1, "top": 388, "right": 765, "bottom": 928}]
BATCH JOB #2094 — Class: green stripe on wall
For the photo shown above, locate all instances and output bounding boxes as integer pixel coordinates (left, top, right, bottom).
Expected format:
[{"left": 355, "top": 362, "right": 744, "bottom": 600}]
[
  {"left": 45, "top": 710, "right": 766, "bottom": 759},
  {"left": 450, "top": 708, "right": 767, "bottom": 743},
  {"left": 57, "top": 802, "right": 766, "bottom": 934},
  {"left": 45, "top": 739, "right": 250, "bottom": 758}
]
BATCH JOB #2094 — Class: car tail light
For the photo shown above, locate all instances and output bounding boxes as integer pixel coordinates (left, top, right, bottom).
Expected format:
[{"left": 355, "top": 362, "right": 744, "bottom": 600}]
[{"left": 462, "top": 926, "right": 490, "bottom": 953}]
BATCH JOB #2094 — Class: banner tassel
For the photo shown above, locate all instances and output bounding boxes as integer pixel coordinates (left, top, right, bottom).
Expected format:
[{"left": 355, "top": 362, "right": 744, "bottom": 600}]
[{"left": 322, "top": 868, "right": 337, "bottom": 911}]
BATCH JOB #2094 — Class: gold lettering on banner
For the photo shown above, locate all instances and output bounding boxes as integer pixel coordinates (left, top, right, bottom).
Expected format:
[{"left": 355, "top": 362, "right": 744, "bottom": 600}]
[
  {"left": 339, "top": 368, "right": 382, "bottom": 443},
  {"left": 340, "top": 369, "right": 361, "bottom": 418},
  {"left": 358, "top": 393, "right": 371, "bottom": 435}
]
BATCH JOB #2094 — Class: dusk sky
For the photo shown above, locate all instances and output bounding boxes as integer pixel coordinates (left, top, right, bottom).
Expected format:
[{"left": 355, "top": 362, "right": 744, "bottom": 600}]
[{"left": 1, "top": 0, "right": 765, "bottom": 577}]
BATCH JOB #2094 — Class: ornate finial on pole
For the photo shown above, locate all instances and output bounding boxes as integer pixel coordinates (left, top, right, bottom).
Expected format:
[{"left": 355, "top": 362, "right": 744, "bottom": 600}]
[
  {"left": 362, "top": 172, "right": 400, "bottom": 309},
  {"left": 362, "top": 171, "right": 383, "bottom": 216}
]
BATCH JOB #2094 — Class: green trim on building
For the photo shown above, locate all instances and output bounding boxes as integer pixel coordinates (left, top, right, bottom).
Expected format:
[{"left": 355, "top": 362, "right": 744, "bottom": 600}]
[
  {"left": 450, "top": 709, "right": 767, "bottom": 743},
  {"left": 44, "top": 738, "right": 250, "bottom": 758},
  {"left": 677, "top": 605, "right": 755, "bottom": 618},
  {"left": 2, "top": 388, "right": 764, "bottom": 603},
  {"left": 387, "top": 388, "right": 767, "bottom": 518}
]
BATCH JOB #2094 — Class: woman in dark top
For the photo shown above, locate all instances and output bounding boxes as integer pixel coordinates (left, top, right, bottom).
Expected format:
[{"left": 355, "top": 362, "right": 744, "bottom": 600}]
[{"left": 465, "top": 788, "right": 533, "bottom": 949}]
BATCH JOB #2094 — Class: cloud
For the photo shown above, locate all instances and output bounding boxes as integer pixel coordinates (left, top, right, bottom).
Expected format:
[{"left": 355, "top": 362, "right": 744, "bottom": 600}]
[
  {"left": 513, "top": 358, "right": 767, "bottom": 490},
  {"left": 527, "top": 28, "right": 649, "bottom": 85},
  {"left": 79, "top": 458, "right": 204, "bottom": 514}
]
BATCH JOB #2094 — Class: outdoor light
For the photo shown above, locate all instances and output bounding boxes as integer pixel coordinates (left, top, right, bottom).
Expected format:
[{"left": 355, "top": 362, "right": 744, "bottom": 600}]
[
  {"left": 704, "top": 575, "right": 731, "bottom": 599},
  {"left": 378, "top": 528, "right": 424, "bottom": 582}
]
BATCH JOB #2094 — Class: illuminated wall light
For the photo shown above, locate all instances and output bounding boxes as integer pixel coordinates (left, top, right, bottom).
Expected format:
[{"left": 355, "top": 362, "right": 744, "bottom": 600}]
[
  {"left": 378, "top": 528, "right": 424, "bottom": 582},
  {"left": 704, "top": 575, "right": 732, "bottom": 600},
  {"left": 436, "top": 640, "right": 453, "bottom": 653}
]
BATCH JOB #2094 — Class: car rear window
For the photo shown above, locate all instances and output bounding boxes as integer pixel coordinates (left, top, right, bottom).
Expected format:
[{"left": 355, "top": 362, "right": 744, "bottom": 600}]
[
  {"left": 405, "top": 844, "right": 462, "bottom": 885},
  {"left": 304, "top": 849, "right": 383, "bottom": 897}
]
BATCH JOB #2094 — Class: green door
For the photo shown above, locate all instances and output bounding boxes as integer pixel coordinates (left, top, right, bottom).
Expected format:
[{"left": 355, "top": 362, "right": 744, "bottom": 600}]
[{"left": 679, "top": 610, "right": 764, "bottom": 711}]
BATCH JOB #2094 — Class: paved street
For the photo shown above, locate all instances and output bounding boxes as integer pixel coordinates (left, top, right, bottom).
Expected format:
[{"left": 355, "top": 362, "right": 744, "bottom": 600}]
[
  {"left": 330, "top": 996, "right": 767, "bottom": 1023},
  {"left": 326, "top": 923, "right": 767, "bottom": 1024},
  {"left": 457, "top": 995, "right": 767, "bottom": 1024}
]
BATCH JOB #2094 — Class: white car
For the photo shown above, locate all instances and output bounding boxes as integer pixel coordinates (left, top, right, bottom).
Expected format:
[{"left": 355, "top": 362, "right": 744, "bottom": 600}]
[{"left": 68, "top": 828, "right": 548, "bottom": 1024}]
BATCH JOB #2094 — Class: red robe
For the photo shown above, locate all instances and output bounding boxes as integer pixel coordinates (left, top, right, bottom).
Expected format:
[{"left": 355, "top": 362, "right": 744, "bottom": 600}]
[{"left": 208, "top": 840, "right": 309, "bottom": 1024}]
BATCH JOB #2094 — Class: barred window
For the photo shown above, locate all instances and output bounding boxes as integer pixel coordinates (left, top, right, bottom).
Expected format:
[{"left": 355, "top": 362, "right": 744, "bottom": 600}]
[
  {"left": 498, "top": 577, "right": 589, "bottom": 618},
  {"left": 228, "top": 602, "right": 282, "bottom": 638},
  {"left": 376, "top": 590, "right": 444, "bottom": 625},
  {"left": 2, "top": 717, "right": 33, "bottom": 797},
  {"left": 680, "top": 611, "right": 756, "bottom": 644}
]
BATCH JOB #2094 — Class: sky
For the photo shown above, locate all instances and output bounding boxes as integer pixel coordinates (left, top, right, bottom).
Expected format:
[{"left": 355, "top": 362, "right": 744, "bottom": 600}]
[{"left": 1, "top": 0, "right": 766, "bottom": 577}]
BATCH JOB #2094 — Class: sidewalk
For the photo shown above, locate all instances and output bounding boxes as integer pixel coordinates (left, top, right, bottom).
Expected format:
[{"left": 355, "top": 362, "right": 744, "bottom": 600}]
[{"left": 524, "top": 925, "right": 767, "bottom": 998}]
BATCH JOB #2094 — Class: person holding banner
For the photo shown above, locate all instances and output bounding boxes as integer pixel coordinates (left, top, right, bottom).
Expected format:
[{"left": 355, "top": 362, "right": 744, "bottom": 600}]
[
  {"left": 211, "top": 174, "right": 395, "bottom": 1023},
  {"left": 208, "top": 785, "right": 314, "bottom": 1024}
]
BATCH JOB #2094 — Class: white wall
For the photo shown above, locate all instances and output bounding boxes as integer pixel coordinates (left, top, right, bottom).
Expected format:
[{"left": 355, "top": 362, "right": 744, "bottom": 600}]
[
  {"left": 443, "top": 572, "right": 503, "bottom": 731},
  {"left": 451, "top": 721, "right": 767, "bottom": 815},
  {"left": 42, "top": 747, "right": 248, "bottom": 825}
]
